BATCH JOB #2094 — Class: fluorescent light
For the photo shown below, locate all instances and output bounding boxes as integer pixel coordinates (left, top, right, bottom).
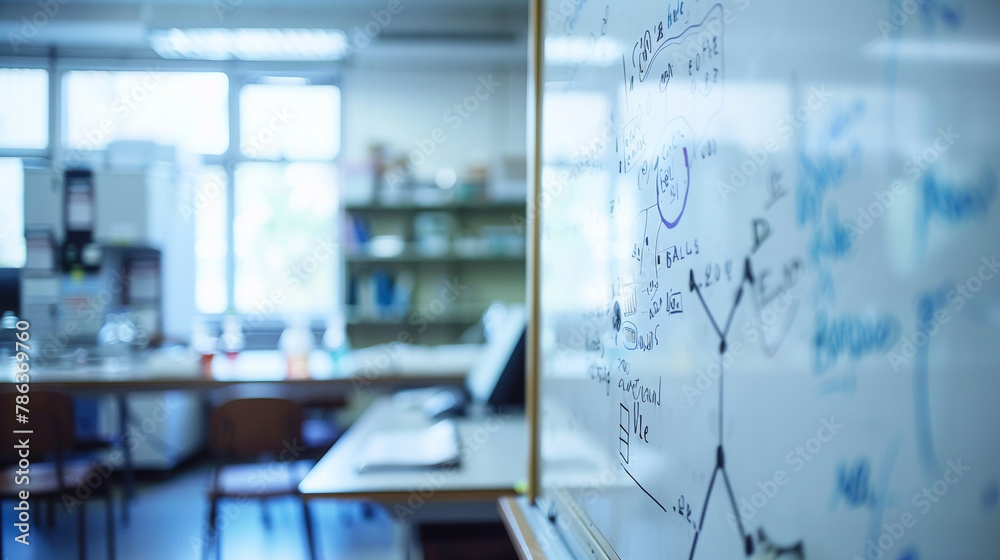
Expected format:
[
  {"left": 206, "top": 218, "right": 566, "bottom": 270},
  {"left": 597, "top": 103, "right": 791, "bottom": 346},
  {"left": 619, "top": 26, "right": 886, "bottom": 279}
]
[
  {"left": 863, "top": 39, "right": 1000, "bottom": 63},
  {"left": 149, "top": 28, "right": 350, "bottom": 61}
]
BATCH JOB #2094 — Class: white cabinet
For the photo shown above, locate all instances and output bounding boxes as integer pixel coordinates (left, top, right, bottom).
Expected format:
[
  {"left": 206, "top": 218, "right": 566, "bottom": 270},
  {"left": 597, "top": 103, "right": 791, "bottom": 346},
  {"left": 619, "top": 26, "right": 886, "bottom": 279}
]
[
  {"left": 24, "top": 167, "right": 63, "bottom": 242},
  {"left": 94, "top": 165, "right": 176, "bottom": 248},
  {"left": 23, "top": 164, "right": 177, "bottom": 249}
]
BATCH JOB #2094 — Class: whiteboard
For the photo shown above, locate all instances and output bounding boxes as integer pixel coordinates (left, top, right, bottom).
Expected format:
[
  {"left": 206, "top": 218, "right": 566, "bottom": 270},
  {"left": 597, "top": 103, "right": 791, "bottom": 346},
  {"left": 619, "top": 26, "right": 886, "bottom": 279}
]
[{"left": 536, "top": 1, "right": 1000, "bottom": 559}]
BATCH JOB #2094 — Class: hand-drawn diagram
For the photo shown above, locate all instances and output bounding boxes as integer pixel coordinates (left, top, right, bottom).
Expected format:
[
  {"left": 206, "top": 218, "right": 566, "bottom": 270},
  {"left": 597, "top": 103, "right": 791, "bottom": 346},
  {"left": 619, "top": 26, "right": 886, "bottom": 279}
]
[
  {"left": 684, "top": 260, "right": 805, "bottom": 559},
  {"left": 614, "top": 3, "right": 807, "bottom": 557},
  {"left": 542, "top": 1, "right": 1000, "bottom": 559}
]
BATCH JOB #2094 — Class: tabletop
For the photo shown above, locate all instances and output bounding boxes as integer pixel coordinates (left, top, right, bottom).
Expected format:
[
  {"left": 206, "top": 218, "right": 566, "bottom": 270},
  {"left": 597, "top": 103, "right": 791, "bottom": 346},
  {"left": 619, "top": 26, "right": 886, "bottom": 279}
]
[
  {"left": 4, "top": 345, "right": 481, "bottom": 393},
  {"left": 299, "top": 395, "right": 527, "bottom": 503}
]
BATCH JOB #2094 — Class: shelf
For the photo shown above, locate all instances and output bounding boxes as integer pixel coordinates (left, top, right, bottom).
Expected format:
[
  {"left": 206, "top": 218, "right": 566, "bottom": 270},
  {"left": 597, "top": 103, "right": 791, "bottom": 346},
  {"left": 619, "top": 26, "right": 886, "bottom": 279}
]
[
  {"left": 346, "top": 315, "right": 481, "bottom": 327},
  {"left": 344, "top": 250, "right": 525, "bottom": 264},
  {"left": 344, "top": 200, "right": 526, "bottom": 212},
  {"left": 346, "top": 306, "right": 487, "bottom": 327}
]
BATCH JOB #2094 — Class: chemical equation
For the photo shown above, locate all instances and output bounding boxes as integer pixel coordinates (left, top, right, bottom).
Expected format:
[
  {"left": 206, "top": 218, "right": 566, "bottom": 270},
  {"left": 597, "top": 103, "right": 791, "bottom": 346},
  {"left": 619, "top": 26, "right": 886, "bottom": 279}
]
[
  {"left": 631, "top": 1, "right": 689, "bottom": 78},
  {"left": 622, "top": 4, "right": 724, "bottom": 139},
  {"left": 627, "top": 3, "right": 720, "bottom": 93}
]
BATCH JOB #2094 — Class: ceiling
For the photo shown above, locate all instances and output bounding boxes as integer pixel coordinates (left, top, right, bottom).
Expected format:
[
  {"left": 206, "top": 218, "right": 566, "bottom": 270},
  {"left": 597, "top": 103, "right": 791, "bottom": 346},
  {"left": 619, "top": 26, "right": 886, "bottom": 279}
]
[
  {"left": 0, "top": 0, "right": 522, "bottom": 8},
  {"left": 0, "top": 0, "right": 530, "bottom": 65}
]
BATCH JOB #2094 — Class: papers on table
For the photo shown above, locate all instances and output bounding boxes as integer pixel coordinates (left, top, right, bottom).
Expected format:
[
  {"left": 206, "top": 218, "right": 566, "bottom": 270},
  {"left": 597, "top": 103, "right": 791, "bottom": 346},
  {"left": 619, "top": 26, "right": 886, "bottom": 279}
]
[{"left": 355, "top": 420, "right": 461, "bottom": 473}]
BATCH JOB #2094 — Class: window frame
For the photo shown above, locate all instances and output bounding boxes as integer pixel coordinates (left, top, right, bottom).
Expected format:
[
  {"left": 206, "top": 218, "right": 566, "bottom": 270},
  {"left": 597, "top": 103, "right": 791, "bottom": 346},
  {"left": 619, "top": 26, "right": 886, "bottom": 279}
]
[
  {"left": 237, "top": 74, "right": 343, "bottom": 162},
  {"left": 61, "top": 67, "right": 232, "bottom": 157},
  {"left": 0, "top": 60, "right": 51, "bottom": 269},
  {"left": 0, "top": 55, "right": 345, "bottom": 324},
  {"left": 225, "top": 70, "right": 343, "bottom": 319},
  {"left": 0, "top": 59, "right": 52, "bottom": 160}
]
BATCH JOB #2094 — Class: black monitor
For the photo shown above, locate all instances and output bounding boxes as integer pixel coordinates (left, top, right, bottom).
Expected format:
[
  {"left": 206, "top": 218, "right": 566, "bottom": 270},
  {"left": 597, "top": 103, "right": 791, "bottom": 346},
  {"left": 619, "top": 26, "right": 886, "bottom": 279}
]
[
  {"left": 0, "top": 268, "right": 20, "bottom": 316},
  {"left": 467, "top": 306, "right": 526, "bottom": 410},
  {"left": 485, "top": 327, "right": 525, "bottom": 409},
  {"left": 422, "top": 306, "right": 526, "bottom": 420}
]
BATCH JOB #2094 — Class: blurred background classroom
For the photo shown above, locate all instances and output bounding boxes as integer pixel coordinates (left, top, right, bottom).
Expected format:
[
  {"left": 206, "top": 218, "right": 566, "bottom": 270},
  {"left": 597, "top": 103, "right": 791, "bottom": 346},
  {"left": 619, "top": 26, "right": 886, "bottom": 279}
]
[{"left": 0, "top": 0, "right": 530, "bottom": 558}]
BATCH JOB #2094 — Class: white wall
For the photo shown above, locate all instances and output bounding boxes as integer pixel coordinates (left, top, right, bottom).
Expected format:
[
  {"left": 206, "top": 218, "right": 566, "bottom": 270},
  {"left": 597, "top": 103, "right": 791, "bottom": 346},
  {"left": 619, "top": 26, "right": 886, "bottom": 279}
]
[{"left": 341, "top": 64, "right": 527, "bottom": 184}]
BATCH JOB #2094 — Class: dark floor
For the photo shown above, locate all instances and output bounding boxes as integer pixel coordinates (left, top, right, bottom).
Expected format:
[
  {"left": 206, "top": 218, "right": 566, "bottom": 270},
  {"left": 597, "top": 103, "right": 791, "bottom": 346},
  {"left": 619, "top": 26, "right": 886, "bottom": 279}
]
[{"left": 1, "top": 461, "right": 403, "bottom": 560}]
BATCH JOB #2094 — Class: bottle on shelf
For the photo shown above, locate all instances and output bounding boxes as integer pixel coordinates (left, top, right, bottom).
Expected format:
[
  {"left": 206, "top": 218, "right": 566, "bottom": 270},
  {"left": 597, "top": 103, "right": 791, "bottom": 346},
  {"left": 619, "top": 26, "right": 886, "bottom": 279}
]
[
  {"left": 0, "top": 312, "right": 17, "bottom": 369},
  {"left": 191, "top": 317, "right": 218, "bottom": 378},
  {"left": 322, "top": 312, "right": 351, "bottom": 376},
  {"left": 220, "top": 313, "right": 245, "bottom": 360},
  {"left": 279, "top": 316, "right": 314, "bottom": 380},
  {"left": 97, "top": 311, "right": 136, "bottom": 359}
]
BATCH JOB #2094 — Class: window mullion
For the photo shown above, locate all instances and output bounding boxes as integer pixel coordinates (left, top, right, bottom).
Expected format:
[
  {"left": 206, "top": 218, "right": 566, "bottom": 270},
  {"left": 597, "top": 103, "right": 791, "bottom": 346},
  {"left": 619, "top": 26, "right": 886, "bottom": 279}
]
[{"left": 226, "top": 68, "right": 241, "bottom": 312}]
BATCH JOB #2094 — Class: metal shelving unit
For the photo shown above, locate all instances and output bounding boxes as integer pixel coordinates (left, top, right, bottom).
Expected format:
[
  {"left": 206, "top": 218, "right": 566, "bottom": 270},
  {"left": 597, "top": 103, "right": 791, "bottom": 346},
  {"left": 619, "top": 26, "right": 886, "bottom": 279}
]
[{"left": 343, "top": 198, "right": 527, "bottom": 347}]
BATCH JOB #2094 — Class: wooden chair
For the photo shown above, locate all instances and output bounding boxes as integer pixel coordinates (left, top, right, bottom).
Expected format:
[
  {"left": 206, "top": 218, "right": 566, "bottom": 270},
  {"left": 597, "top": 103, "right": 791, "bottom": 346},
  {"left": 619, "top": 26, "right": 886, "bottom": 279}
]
[
  {"left": 0, "top": 390, "right": 116, "bottom": 560},
  {"left": 204, "top": 398, "right": 316, "bottom": 560}
]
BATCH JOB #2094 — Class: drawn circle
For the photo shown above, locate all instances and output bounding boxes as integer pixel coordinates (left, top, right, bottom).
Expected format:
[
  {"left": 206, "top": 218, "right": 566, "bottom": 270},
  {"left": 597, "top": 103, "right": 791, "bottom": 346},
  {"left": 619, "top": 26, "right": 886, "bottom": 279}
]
[
  {"left": 621, "top": 321, "right": 638, "bottom": 350},
  {"left": 654, "top": 121, "right": 694, "bottom": 229}
]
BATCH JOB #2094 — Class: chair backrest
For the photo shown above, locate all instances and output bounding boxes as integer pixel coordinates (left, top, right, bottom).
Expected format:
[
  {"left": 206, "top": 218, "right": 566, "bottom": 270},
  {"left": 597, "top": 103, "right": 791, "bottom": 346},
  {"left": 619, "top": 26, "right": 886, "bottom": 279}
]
[
  {"left": 0, "top": 390, "right": 76, "bottom": 463},
  {"left": 208, "top": 398, "right": 303, "bottom": 460}
]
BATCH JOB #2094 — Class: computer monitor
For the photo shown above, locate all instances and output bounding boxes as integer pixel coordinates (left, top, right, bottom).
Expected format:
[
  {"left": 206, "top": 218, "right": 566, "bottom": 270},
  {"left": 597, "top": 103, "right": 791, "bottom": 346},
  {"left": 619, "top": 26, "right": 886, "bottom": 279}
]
[
  {"left": 0, "top": 268, "right": 21, "bottom": 316},
  {"left": 484, "top": 327, "right": 526, "bottom": 409},
  {"left": 466, "top": 306, "right": 526, "bottom": 410}
]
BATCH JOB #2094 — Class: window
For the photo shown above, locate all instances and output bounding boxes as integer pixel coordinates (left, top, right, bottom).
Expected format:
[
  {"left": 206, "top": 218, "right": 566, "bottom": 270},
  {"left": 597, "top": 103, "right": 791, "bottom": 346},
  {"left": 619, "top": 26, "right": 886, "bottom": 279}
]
[
  {"left": 233, "top": 162, "right": 338, "bottom": 314},
  {"left": 0, "top": 159, "right": 25, "bottom": 267},
  {"left": 34, "top": 67, "right": 341, "bottom": 318},
  {"left": 239, "top": 82, "right": 340, "bottom": 160},
  {"left": 193, "top": 166, "right": 229, "bottom": 314},
  {"left": 63, "top": 71, "right": 229, "bottom": 154},
  {"left": 193, "top": 78, "right": 342, "bottom": 316},
  {"left": 0, "top": 68, "right": 48, "bottom": 150}
]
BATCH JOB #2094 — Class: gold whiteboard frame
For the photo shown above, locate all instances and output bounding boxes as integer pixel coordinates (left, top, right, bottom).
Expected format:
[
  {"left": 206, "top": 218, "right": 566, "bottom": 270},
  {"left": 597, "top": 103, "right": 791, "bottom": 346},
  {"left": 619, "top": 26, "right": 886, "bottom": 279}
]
[
  {"left": 525, "top": 3, "right": 622, "bottom": 557},
  {"left": 526, "top": 0, "right": 544, "bottom": 505}
]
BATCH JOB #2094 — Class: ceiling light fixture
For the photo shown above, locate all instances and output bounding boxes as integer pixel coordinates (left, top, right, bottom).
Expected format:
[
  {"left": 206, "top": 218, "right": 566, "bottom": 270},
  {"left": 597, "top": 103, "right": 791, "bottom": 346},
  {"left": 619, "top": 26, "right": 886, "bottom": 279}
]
[
  {"left": 149, "top": 28, "right": 350, "bottom": 61},
  {"left": 863, "top": 39, "right": 1000, "bottom": 63}
]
